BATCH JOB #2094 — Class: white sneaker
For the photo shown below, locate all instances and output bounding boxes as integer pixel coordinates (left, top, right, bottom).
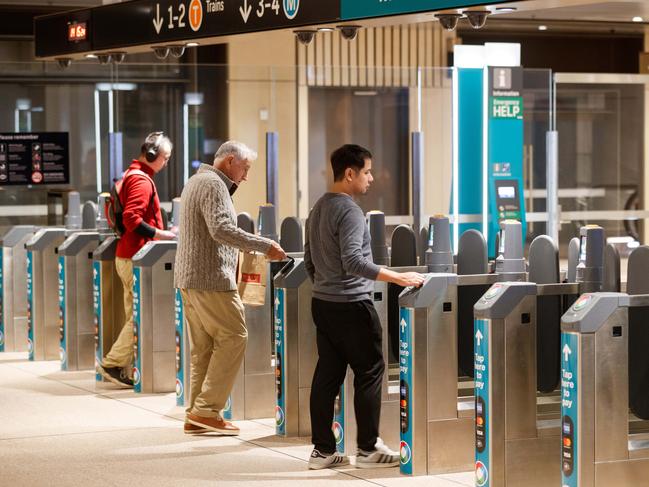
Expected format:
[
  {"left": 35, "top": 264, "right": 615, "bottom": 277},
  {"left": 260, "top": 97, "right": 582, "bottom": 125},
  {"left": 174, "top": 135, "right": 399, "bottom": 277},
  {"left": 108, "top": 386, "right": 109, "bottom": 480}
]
[
  {"left": 355, "top": 437, "right": 399, "bottom": 468},
  {"left": 308, "top": 449, "right": 350, "bottom": 470}
]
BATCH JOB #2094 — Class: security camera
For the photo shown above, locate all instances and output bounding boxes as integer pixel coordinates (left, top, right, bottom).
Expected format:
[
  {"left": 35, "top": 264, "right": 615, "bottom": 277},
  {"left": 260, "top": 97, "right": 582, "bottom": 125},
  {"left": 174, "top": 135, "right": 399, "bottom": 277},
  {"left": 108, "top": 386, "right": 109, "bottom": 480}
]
[
  {"left": 168, "top": 45, "right": 186, "bottom": 58},
  {"left": 56, "top": 57, "right": 72, "bottom": 69},
  {"left": 152, "top": 46, "right": 170, "bottom": 60},
  {"left": 110, "top": 52, "right": 126, "bottom": 64},
  {"left": 435, "top": 13, "right": 462, "bottom": 31},
  {"left": 97, "top": 54, "right": 112, "bottom": 65},
  {"left": 337, "top": 25, "right": 361, "bottom": 41},
  {"left": 294, "top": 30, "right": 316, "bottom": 46},
  {"left": 465, "top": 10, "right": 490, "bottom": 29}
]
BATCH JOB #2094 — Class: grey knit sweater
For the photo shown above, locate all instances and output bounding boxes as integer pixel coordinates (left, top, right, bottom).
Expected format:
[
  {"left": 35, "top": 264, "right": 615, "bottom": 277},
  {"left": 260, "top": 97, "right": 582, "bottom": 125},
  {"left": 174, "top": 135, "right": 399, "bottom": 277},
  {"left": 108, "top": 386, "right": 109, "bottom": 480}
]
[{"left": 174, "top": 164, "right": 273, "bottom": 291}]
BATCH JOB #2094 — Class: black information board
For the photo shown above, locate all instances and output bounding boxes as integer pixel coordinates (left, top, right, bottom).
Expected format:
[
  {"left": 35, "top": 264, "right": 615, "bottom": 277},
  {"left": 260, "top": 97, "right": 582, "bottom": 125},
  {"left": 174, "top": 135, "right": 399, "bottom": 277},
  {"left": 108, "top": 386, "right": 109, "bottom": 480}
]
[
  {"left": 0, "top": 133, "right": 69, "bottom": 186},
  {"left": 36, "top": 0, "right": 341, "bottom": 58}
]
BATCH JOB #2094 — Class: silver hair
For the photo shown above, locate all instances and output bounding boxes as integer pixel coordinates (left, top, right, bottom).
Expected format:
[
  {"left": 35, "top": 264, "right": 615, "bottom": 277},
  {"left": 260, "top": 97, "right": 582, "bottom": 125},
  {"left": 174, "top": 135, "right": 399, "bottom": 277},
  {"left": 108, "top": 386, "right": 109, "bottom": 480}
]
[
  {"left": 213, "top": 141, "right": 258, "bottom": 164},
  {"left": 143, "top": 131, "right": 173, "bottom": 155}
]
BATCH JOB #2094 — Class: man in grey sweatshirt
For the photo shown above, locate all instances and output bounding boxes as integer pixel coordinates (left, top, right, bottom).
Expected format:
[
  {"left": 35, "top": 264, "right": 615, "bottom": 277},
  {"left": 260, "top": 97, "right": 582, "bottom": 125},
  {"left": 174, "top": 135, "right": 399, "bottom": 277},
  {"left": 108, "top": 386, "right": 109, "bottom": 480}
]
[{"left": 305, "top": 144, "right": 425, "bottom": 470}]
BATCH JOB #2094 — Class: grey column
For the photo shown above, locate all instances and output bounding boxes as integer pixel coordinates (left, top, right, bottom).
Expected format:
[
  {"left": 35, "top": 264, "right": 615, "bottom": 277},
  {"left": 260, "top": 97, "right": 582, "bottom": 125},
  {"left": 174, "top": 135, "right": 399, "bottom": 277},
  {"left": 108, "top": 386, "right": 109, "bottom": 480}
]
[
  {"left": 546, "top": 131, "right": 559, "bottom": 244},
  {"left": 266, "top": 132, "right": 279, "bottom": 208}
]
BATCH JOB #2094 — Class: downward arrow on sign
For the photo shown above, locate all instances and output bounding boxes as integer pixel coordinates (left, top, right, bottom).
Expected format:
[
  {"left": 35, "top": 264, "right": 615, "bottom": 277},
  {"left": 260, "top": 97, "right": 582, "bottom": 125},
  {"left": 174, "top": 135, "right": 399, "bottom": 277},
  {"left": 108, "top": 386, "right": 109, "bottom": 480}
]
[
  {"left": 153, "top": 3, "right": 164, "bottom": 34},
  {"left": 563, "top": 344, "right": 572, "bottom": 362},
  {"left": 239, "top": 0, "right": 252, "bottom": 24},
  {"left": 475, "top": 329, "right": 483, "bottom": 346}
]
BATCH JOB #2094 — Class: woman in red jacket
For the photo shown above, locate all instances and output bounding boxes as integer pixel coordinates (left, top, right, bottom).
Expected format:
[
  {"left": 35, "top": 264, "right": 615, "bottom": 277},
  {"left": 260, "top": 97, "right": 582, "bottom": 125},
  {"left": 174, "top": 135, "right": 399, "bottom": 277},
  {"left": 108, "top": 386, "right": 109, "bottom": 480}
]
[{"left": 98, "top": 132, "right": 176, "bottom": 388}]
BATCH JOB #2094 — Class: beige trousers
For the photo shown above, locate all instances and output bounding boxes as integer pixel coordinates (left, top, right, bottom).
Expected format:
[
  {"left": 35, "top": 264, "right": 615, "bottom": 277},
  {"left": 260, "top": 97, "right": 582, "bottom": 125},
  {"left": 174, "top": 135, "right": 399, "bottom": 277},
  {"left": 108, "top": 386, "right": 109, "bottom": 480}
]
[
  {"left": 179, "top": 288, "right": 247, "bottom": 418},
  {"left": 103, "top": 257, "right": 134, "bottom": 371}
]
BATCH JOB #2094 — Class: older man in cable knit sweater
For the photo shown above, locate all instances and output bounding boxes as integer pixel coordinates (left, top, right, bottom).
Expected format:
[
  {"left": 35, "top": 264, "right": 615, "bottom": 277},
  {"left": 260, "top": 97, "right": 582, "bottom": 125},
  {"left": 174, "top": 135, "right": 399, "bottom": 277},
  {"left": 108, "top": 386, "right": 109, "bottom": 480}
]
[{"left": 175, "top": 141, "right": 286, "bottom": 435}]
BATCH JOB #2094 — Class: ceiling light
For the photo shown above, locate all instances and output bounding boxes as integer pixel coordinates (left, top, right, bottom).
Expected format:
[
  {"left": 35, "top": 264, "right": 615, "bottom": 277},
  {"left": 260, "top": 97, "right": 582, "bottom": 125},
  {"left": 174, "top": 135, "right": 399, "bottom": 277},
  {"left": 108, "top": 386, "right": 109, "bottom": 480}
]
[
  {"left": 496, "top": 7, "right": 517, "bottom": 12},
  {"left": 632, "top": 16, "right": 644, "bottom": 22},
  {"left": 85, "top": 54, "right": 97, "bottom": 59},
  {"left": 186, "top": 42, "right": 199, "bottom": 47},
  {"left": 538, "top": 25, "right": 548, "bottom": 31},
  {"left": 318, "top": 27, "right": 335, "bottom": 32}
]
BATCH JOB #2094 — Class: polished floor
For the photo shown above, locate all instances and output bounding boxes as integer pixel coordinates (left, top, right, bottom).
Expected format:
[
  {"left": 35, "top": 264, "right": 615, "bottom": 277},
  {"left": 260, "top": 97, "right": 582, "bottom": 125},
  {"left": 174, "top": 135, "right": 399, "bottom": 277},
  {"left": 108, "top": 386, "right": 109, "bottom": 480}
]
[{"left": 0, "top": 352, "right": 473, "bottom": 487}]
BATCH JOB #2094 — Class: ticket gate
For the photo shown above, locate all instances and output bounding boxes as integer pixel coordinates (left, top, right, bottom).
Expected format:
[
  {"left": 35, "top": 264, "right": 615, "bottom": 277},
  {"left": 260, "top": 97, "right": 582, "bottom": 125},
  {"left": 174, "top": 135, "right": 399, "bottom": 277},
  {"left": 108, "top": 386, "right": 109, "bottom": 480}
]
[
  {"left": 1, "top": 225, "right": 36, "bottom": 352},
  {"left": 25, "top": 228, "right": 67, "bottom": 361},
  {"left": 274, "top": 257, "right": 316, "bottom": 437},
  {"left": 398, "top": 218, "right": 531, "bottom": 476},
  {"left": 560, "top": 246, "right": 649, "bottom": 487},
  {"left": 93, "top": 236, "right": 125, "bottom": 382},
  {"left": 471, "top": 225, "right": 607, "bottom": 486},
  {"left": 335, "top": 214, "right": 425, "bottom": 456},
  {"left": 176, "top": 209, "right": 294, "bottom": 413},
  {"left": 58, "top": 232, "right": 100, "bottom": 370},
  {"left": 132, "top": 241, "right": 177, "bottom": 393},
  {"left": 221, "top": 213, "right": 300, "bottom": 419}
]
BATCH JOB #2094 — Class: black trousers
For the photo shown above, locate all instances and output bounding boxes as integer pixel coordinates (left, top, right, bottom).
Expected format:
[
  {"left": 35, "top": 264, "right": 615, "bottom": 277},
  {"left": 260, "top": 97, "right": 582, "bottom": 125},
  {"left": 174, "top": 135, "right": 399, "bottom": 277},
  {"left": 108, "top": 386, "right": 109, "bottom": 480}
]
[{"left": 310, "top": 297, "right": 385, "bottom": 453}]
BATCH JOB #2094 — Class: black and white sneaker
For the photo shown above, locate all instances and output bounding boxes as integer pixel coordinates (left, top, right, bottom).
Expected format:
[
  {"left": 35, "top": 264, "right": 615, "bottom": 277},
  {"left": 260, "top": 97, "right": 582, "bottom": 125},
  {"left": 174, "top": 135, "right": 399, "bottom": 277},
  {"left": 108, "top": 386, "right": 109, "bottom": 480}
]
[
  {"left": 355, "top": 438, "right": 399, "bottom": 468},
  {"left": 98, "top": 364, "right": 133, "bottom": 388},
  {"left": 308, "top": 449, "right": 350, "bottom": 470}
]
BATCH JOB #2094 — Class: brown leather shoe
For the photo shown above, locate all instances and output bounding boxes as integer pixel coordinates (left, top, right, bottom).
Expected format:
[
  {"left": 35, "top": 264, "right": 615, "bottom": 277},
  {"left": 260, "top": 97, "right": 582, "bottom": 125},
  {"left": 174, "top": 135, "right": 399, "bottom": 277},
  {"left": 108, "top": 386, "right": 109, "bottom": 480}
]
[
  {"left": 184, "top": 422, "right": 209, "bottom": 435},
  {"left": 186, "top": 413, "right": 240, "bottom": 436}
]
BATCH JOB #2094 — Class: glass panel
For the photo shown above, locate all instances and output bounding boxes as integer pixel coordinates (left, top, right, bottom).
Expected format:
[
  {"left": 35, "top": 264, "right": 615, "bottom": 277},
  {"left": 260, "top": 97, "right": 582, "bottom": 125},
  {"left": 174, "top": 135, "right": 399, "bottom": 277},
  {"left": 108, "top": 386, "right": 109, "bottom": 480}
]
[{"left": 555, "top": 80, "right": 644, "bottom": 252}]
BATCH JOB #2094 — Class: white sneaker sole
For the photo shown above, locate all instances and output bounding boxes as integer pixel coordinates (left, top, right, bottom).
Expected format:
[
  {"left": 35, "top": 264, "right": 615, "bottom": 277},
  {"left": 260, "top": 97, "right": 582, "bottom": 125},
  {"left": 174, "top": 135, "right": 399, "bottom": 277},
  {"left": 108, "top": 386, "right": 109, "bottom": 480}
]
[
  {"left": 355, "top": 460, "right": 399, "bottom": 469},
  {"left": 308, "top": 459, "right": 350, "bottom": 470},
  {"left": 187, "top": 418, "right": 240, "bottom": 436}
]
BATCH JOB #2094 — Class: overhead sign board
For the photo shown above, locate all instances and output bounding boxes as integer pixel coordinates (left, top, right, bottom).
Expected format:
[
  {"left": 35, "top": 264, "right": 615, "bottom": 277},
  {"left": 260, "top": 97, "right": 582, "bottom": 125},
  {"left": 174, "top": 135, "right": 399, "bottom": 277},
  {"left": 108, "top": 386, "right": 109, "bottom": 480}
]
[
  {"left": 341, "top": 0, "right": 493, "bottom": 20},
  {"left": 35, "top": 0, "right": 340, "bottom": 58},
  {"left": 0, "top": 133, "right": 69, "bottom": 186},
  {"left": 35, "top": 9, "right": 92, "bottom": 58}
]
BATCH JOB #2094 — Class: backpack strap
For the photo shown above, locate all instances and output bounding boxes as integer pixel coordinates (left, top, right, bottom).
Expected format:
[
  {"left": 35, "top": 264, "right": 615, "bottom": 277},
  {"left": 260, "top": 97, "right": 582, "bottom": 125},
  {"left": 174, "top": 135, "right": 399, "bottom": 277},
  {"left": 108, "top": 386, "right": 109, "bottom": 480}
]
[{"left": 119, "top": 168, "right": 160, "bottom": 229}]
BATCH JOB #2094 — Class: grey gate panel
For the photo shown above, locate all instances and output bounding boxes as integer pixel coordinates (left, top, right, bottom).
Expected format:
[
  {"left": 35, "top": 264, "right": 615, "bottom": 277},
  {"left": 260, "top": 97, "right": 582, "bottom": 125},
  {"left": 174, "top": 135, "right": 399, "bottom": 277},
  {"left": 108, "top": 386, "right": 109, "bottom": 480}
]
[
  {"left": 419, "top": 226, "right": 428, "bottom": 263},
  {"left": 387, "top": 224, "right": 418, "bottom": 362},
  {"left": 457, "top": 230, "right": 489, "bottom": 377},
  {"left": 564, "top": 237, "right": 581, "bottom": 312},
  {"left": 390, "top": 225, "right": 418, "bottom": 267},
  {"left": 280, "top": 217, "right": 303, "bottom": 253},
  {"left": 529, "top": 235, "right": 561, "bottom": 393},
  {"left": 627, "top": 245, "right": 649, "bottom": 420},
  {"left": 602, "top": 244, "right": 621, "bottom": 293},
  {"left": 237, "top": 212, "right": 255, "bottom": 235}
]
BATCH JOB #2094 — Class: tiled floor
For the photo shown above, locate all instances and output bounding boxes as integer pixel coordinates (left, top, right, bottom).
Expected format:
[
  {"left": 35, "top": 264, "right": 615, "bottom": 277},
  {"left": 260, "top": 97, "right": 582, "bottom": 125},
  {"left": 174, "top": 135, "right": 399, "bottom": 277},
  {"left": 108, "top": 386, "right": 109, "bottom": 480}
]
[{"left": 0, "top": 352, "right": 474, "bottom": 487}]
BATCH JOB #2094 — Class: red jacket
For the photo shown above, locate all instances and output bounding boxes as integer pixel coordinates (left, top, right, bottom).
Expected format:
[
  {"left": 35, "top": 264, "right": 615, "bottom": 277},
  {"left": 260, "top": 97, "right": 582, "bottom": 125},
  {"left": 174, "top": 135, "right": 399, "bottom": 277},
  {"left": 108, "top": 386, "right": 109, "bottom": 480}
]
[{"left": 116, "top": 160, "right": 164, "bottom": 259}]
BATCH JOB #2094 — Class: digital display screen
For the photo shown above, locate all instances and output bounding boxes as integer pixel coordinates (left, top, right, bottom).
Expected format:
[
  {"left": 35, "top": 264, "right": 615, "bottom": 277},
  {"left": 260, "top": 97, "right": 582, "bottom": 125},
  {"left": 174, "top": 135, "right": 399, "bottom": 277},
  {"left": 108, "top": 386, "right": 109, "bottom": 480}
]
[
  {"left": 497, "top": 186, "right": 516, "bottom": 199},
  {"left": 68, "top": 22, "right": 87, "bottom": 42}
]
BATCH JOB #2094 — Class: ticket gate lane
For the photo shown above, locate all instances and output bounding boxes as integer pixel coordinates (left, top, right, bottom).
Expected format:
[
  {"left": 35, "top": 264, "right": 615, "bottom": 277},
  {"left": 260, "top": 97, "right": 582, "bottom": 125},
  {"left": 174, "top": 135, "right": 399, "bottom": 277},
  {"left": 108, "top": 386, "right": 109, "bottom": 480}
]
[
  {"left": 25, "top": 228, "right": 67, "bottom": 361},
  {"left": 274, "top": 258, "right": 316, "bottom": 437},
  {"left": 59, "top": 232, "right": 100, "bottom": 370},
  {"left": 333, "top": 219, "right": 421, "bottom": 456},
  {"left": 1, "top": 225, "right": 36, "bottom": 352},
  {"left": 93, "top": 236, "right": 125, "bottom": 382},
  {"left": 398, "top": 273, "right": 477, "bottom": 475},
  {"left": 561, "top": 293, "right": 649, "bottom": 486},
  {"left": 338, "top": 265, "right": 427, "bottom": 457},
  {"left": 132, "top": 241, "right": 177, "bottom": 393}
]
